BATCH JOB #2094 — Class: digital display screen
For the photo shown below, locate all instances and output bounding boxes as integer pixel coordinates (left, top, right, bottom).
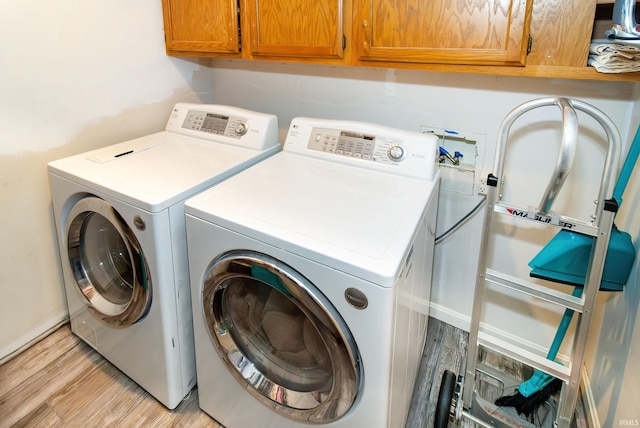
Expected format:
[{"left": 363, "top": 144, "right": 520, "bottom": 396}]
[
  {"left": 307, "top": 127, "right": 376, "bottom": 160},
  {"left": 200, "top": 114, "right": 229, "bottom": 134},
  {"left": 340, "top": 131, "right": 374, "bottom": 141},
  {"left": 336, "top": 131, "right": 375, "bottom": 159}
]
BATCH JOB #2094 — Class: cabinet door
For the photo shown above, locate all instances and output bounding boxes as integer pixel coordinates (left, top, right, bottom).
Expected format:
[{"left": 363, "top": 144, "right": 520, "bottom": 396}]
[
  {"left": 527, "top": 0, "right": 595, "bottom": 67},
  {"left": 354, "top": 0, "right": 533, "bottom": 66},
  {"left": 246, "top": 0, "right": 346, "bottom": 59},
  {"left": 163, "top": 0, "right": 240, "bottom": 55}
]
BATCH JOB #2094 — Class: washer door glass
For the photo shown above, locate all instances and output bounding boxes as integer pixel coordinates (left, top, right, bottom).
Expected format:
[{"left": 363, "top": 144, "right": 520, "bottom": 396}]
[
  {"left": 203, "top": 251, "right": 362, "bottom": 423},
  {"left": 66, "top": 196, "right": 152, "bottom": 327}
]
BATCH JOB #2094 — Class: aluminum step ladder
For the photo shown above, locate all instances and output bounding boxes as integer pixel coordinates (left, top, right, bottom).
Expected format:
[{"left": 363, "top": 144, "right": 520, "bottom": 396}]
[{"left": 461, "top": 97, "right": 621, "bottom": 427}]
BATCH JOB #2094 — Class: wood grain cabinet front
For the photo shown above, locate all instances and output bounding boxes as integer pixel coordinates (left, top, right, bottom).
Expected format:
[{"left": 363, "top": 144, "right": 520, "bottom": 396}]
[
  {"left": 162, "top": 0, "right": 350, "bottom": 63},
  {"left": 162, "top": 0, "right": 241, "bottom": 56},
  {"left": 353, "top": 0, "right": 534, "bottom": 66},
  {"left": 246, "top": 0, "right": 349, "bottom": 62},
  {"left": 160, "top": 0, "right": 640, "bottom": 81}
]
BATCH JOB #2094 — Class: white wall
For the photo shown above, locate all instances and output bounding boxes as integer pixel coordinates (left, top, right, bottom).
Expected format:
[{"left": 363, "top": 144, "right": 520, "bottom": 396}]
[
  {"left": 0, "top": 0, "right": 213, "bottom": 361},
  {"left": 205, "top": 59, "right": 640, "bottom": 424}
]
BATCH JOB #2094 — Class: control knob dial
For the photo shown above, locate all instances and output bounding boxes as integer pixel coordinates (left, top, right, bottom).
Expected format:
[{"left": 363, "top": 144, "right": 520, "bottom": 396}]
[
  {"left": 387, "top": 144, "right": 406, "bottom": 161},
  {"left": 234, "top": 122, "right": 248, "bottom": 136}
]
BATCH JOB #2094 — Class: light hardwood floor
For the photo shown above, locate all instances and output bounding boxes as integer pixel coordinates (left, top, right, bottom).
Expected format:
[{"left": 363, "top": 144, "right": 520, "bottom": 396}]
[
  {"left": 0, "top": 324, "right": 220, "bottom": 428},
  {"left": 0, "top": 318, "right": 586, "bottom": 428},
  {"left": 1, "top": 321, "right": 444, "bottom": 428},
  {"left": 407, "top": 318, "right": 468, "bottom": 428}
]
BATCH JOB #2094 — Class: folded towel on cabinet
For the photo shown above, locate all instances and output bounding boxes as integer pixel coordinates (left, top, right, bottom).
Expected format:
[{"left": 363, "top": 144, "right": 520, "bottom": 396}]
[{"left": 588, "top": 40, "right": 640, "bottom": 73}]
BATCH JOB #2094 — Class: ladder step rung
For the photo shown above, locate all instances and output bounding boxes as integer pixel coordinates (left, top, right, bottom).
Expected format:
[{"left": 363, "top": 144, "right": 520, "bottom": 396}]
[
  {"left": 493, "top": 202, "right": 598, "bottom": 236},
  {"left": 485, "top": 269, "right": 584, "bottom": 312},
  {"left": 477, "top": 331, "right": 571, "bottom": 383}
]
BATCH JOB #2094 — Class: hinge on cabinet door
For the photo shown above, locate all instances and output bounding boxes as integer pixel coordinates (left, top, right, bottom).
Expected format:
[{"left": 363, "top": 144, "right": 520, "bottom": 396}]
[
  {"left": 527, "top": 34, "right": 533, "bottom": 55},
  {"left": 343, "top": 35, "right": 346, "bottom": 50}
]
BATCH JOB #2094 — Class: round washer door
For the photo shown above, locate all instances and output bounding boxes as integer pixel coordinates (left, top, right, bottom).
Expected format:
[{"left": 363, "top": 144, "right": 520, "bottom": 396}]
[
  {"left": 66, "top": 196, "right": 152, "bottom": 327},
  {"left": 202, "top": 250, "right": 362, "bottom": 423}
]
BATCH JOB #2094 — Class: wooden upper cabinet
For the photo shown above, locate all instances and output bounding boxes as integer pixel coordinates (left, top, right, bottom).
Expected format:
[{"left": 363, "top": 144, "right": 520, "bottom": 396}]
[
  {"left": 160, "top": 0, "right": 637, "bottom": 81},
  {"left": 527, "top": 0, "right": 596, "bottom": 67},
  {"left": 353, "top": 0, "right": 534, "bottom": 66},
  {"left": 246, "top": 0, "right": 348, "bottom": 60},
  {"left": 162, "top": 0, "right": 241, "bottom": 55}
]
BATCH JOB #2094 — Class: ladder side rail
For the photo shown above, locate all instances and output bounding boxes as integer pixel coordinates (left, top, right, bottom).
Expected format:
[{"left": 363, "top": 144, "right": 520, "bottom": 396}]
[
  {"left": 554, "top": 99, "right": 621, "bottom": 427},
  {"left": 556, "top": 206, "right": 617, "bottom": 426},
  {"left": 462, "top": 175, "right": 499, "bottom": 409},
  {"left": 569, "top": 99, "right": 622, "bottom": 227}
]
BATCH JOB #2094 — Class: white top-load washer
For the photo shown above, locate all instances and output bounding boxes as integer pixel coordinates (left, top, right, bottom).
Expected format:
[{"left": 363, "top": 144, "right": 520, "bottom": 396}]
[
  {"left": 185, "top": 117, "right": 440, "bottom": 427},
  {"left": 48, "top": 103, "right": 280, "bottom": 409}
]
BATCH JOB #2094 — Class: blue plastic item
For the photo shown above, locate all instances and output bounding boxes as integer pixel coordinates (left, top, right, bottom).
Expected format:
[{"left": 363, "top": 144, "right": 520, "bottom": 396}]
[
  {"left": 528, "top": 124, "right": 640, "bottom": 291},
  {"left": 518, "top": 287, "right": 581, "bottom": 397}
]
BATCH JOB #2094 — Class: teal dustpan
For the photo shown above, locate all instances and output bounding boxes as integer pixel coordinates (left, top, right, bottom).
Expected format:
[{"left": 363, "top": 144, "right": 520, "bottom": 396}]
[
  {"left": 529, "top": 125, "right": 640, "bottom": 291},
  {"left": 529, "top": 225, "right": 634, "bottom": 291}
]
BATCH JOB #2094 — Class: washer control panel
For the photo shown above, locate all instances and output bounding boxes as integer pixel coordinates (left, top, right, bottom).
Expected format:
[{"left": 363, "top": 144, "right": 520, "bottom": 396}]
[
  {"left": 164, "top": 103, "right": 280, "bottom": 150},
  {"left": 307, "top": 128, "right": 408, "bottom": 165},
  {"left": 285, "top": 117, "right": 438, "bottom": 179},
  {"left": 181, "top": 110, "right": 248, "bottom": 139}
]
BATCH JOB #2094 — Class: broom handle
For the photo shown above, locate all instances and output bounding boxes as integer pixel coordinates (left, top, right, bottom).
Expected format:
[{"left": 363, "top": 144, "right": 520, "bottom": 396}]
[
  {"left": 546, "top": 287, "right": 584, "bottom": 361},
  {"left": 544, "top": 126, "right": 639, "bottom": 362},
  {"left": 613, "top": 125, "right": 640, "bottom": 208},
  {"left": 537, "top": 125, "right": 639, "bottom": 371}
]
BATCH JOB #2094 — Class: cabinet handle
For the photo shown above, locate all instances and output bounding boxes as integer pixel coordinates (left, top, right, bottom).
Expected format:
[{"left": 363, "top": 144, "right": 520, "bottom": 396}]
[{"left": 362, "top": 20, "right": 369, "bottom": 50}]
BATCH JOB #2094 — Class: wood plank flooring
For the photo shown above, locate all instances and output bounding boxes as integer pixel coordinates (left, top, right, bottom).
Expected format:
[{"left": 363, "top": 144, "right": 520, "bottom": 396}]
[
  {"left": 407, "top": 318, "right": 468, "bottom": 428},
  {"left": 0, "top": 325, "right": 219, "bottom": 428},
  {"left": 0, "top": 318, "right": 587, "bottom": 428}
]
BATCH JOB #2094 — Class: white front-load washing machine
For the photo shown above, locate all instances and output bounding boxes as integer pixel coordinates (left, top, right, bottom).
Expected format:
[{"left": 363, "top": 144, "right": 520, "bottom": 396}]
[
  {"left": 185, "top": 117, "right": 440, "bottom": 427},
  {"left": 48, "top": 103, "right": 280, "bottom": 409}
]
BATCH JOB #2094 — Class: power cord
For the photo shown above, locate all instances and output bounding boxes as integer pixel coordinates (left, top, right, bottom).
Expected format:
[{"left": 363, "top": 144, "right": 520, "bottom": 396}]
[{"left": 435, "top": 194, "right": 487, "bottom": 245}]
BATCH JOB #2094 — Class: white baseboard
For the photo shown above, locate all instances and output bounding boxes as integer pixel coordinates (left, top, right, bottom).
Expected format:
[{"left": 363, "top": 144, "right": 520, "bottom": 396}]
[
  {"left": 581, "top": 367, "right": 601, "bottom": 428},
  {"left": 429, "top": 301, "right": 472, "bottom": 332},
  {"left": 0, "top": 312, "right": 69, "bottom": 365},
  {"left": 429, "top": 301, "right": 569, "bottom": 360}
]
